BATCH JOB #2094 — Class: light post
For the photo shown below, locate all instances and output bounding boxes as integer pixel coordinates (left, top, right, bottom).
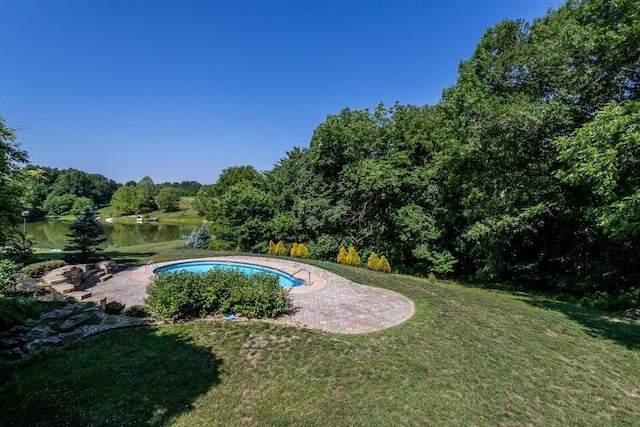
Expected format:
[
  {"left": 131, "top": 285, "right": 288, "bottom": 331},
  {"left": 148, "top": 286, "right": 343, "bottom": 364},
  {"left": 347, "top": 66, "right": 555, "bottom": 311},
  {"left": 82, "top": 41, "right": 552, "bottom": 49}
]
[{"left": 21, "top": 210, "right": 29, "bottom": 234}]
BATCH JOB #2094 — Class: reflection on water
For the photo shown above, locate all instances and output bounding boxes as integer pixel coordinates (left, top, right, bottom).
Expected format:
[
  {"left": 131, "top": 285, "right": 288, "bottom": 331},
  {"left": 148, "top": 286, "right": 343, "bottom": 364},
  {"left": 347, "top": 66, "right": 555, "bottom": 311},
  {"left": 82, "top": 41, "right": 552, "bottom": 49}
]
[{"left": 26, "top": 221, "right": 196, "bottom": 249}]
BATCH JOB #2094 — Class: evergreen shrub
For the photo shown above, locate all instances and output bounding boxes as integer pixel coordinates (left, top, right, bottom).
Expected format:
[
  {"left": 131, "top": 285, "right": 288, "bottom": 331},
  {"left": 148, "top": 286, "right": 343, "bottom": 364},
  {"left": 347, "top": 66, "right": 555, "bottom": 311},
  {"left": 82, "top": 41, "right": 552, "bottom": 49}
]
[
  {"left": 367, "top": 253, "right": 380, "bottom": 270},
  {"left": 378, "top": 255, "right": 391, "bottom": 273},
  {"left": 346, "top": 246, "right": 361, "bottom": 267},
  {"left": 337, "top": 246, "right": 348, "bottom": 264},
  {"left": 186, "top": 225, "right": 212, "bottom": 249},
  {"left": 274, "top": 241, "right": 287, "bottom": 256},
  {"left": 290, "top": 242, "right": 299, "bottom": 257}
]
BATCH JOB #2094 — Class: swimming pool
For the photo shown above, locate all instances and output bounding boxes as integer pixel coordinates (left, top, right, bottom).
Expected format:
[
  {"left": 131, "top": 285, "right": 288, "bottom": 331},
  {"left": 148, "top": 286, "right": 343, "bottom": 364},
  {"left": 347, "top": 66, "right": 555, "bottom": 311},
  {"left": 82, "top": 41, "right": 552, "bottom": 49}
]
[{"left": 153, "top": 260, "right": 305, "bottom": 288}]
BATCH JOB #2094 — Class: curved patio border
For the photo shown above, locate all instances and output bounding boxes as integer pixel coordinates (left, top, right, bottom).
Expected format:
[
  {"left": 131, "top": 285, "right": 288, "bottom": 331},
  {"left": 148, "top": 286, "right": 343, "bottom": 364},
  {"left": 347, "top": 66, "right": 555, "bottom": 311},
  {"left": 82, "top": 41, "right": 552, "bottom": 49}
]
[{"left": 88, "top": 256, "right": 415, "bottom": 334}]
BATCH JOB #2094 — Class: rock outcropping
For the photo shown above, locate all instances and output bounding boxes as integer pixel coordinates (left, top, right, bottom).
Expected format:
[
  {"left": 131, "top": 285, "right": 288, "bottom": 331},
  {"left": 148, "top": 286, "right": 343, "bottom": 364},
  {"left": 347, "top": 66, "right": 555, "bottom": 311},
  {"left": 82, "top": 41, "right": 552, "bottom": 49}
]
[
  {"left": 0, "top": 302, "right": 130, "bottom": 360},
  {"left": 41, "top": 261, "right": 123, "bottom": 305}
]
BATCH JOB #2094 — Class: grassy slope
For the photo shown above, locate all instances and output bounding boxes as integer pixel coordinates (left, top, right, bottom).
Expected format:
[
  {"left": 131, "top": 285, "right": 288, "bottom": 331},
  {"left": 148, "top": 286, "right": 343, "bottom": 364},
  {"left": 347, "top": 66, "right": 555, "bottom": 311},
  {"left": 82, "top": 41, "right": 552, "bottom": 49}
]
[
  {"left": 96, "top": 196, "right": 202, "bottom": 224},
  {"left": 1, "top": 244, "right": 639, "bottom": 426}
]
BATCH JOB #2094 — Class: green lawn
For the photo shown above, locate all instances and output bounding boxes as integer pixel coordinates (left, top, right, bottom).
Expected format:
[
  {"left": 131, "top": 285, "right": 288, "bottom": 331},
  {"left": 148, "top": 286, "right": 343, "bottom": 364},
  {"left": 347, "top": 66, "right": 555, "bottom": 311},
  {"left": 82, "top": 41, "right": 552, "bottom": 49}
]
[
  {"left": 96, "top": 197, "right": 202, "bottom": 224},
  {"left": 1, "top": 244, "right": 639, "bottom": 425}
]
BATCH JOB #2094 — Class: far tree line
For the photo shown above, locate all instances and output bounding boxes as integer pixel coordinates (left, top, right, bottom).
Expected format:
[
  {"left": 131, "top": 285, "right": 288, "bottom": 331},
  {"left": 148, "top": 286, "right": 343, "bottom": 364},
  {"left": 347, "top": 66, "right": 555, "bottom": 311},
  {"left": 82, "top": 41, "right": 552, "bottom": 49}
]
[{"left": 18, "top": 166, "right": 204, "bottom": 218}]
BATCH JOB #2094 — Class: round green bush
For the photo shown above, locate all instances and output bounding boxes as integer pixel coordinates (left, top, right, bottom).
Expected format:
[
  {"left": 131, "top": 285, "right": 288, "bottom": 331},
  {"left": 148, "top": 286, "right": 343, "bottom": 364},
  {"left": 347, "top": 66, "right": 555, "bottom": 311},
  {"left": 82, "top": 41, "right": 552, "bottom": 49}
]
[
  {"left": 104, "top": 301, "right": 125, "bottom": 315},
  {"left": 145, "top": 269, "right": 292, "bottom": 320},
  {"left": 126, "top": 305, "right": 149, "bottom": 318}
]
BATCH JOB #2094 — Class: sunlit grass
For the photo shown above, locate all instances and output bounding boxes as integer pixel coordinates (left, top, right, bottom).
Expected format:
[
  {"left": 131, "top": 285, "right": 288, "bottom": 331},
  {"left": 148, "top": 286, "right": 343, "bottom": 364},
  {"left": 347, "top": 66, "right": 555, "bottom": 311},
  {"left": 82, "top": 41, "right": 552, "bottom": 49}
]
[{"left": 2, "top": 244, "right": 639, "bottom": 425}]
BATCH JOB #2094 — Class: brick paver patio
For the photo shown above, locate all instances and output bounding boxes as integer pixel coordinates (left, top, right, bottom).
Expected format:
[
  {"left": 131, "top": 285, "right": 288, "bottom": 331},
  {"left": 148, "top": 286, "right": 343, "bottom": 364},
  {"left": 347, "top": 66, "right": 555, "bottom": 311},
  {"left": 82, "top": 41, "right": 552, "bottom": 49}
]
[{"left": 85, "top": 256, "right": 415, "bottom": 334}]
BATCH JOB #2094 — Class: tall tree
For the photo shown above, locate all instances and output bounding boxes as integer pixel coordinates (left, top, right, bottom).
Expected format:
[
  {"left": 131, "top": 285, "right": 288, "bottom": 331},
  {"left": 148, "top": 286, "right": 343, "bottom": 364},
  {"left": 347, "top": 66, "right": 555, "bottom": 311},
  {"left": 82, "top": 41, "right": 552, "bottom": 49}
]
[
  {"left": 65, "top": 206, "right": 106, "bottom": 262},
  {"left": 155, "top": 187, "right": 181, "bottom": 212},
  {"left": 109, "top": 185, "right": 140, "bottom": 216},
  {"left": 0, "top": 115, "right": 28, "bottom": 246},
  {"left": 136, "top": 176, "right": 158, "bottom": 213}
]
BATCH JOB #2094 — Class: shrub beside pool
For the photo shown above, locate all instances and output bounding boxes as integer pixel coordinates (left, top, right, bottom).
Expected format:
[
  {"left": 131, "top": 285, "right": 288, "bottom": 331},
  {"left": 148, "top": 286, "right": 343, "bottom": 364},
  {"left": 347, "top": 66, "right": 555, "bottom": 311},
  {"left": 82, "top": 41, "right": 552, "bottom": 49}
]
[{"left": 145, "top": 269, "right": 293, "bottom": 320}]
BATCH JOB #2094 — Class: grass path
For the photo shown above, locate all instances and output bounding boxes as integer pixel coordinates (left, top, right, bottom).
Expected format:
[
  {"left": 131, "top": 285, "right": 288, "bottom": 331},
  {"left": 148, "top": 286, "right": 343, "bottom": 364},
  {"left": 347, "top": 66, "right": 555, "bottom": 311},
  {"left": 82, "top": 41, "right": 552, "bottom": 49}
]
[{"left": 1, "top": 247, "right": 639, "bottom": 425}]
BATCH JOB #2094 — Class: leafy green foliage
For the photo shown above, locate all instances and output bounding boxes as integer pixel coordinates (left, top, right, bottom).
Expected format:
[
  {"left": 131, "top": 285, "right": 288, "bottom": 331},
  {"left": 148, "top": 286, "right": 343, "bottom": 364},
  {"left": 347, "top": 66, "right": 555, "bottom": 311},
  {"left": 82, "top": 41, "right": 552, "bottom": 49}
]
[
  {"left": 0, "top": 294, "right": 43, "bottom": 330},
  {"left": 136, "top": 176, "right": 159, "bottom": 214},
  {"left": 109, "top": 185, "right": 140, "bottom": 216},
  {"left": 104, "top": 301, "right": 125, "bottom": 315},
  {"left": 3, "top": 228, "right": 36, "bottom": 264},
  {"left": 125, "top": 305, "right": 149, "bottom": 318},
  {"left": 20, "top": 259, "right": 67, "bottom": 278},
  {"left": 64, "top": 206, "right": 107, "bottom": 262},
  {"left": 154, "top": 187, "right": 182, "bottom": 212},
  {"left": 0, "top": 116, "right": 28, "bottom": 246},
  {"left": 145, "top": 269, "right": 292, "bottom": 320},
  {"left": 0, "top": 260, "right": 17, "bottom": 294}
]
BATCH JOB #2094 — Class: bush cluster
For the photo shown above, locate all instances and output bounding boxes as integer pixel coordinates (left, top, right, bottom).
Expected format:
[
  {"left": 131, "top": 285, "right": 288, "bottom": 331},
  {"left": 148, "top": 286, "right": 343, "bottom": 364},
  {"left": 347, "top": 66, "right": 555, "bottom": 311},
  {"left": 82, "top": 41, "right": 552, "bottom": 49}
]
[
  {"left": 145, "top": 269, "right": 292, "bottom": 320},
  {"left": 19, "top": 260, "right": 67, "bottom": 278},
  {"left": 337, "top": 246, "right": 362, "bottom": 267},
  {"left": 267, "top": 240, "right": 287, "bottom": 256},
  {"left": 290, "top": 242, "right": 310, "bottom": 258},
  {"left": 366, "top": 253, "right": 391, "bottom": 273},
  {"left": 268, "top": 240, "right": 311, "bottom": 258}
]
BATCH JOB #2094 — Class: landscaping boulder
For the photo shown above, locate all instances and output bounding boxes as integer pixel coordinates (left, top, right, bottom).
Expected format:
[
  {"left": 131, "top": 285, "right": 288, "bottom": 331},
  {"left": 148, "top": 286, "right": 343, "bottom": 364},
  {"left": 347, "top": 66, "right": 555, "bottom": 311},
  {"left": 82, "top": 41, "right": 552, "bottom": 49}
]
[
  {"left": 58, "top": 314, "right": 89, "bottom": 332},
  {"left": 39, "top": 308, "right": 73, "bottom": 322},
  {"left": 23, "top": 326, "right": 53, "bottom": 341},
  {"left": 623, "top": 308, "right": 640, "bottom": 321}
]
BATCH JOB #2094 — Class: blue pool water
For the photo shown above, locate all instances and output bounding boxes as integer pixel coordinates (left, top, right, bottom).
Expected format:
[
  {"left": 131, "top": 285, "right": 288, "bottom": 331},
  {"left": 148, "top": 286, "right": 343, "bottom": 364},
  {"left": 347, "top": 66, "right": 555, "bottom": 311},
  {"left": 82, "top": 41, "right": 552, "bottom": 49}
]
[{"left": 153, "top": 261, "right": 304, "bottom": 288}]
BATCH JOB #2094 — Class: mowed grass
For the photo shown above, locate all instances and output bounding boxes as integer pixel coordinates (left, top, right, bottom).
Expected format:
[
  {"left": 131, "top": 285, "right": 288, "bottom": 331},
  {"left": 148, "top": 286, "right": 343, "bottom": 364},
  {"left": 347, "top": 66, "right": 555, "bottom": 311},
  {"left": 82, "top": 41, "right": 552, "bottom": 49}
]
[
  {"left": 1, "top": 245, "right": 639, "bottom": 425},
  {"left": 96, "top": 197, "right": 202, "bottom": 224}
]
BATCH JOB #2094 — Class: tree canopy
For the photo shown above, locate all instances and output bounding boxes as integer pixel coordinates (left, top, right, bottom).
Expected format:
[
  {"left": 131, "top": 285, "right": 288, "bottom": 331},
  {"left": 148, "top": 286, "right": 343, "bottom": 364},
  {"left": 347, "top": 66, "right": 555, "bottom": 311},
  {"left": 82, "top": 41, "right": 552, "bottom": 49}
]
[
  {"left": 197, "top": 0, "right": 640, "bottom": 308},
  {"left": 0, "top": 116, "right": 28, "bottom": 245}
]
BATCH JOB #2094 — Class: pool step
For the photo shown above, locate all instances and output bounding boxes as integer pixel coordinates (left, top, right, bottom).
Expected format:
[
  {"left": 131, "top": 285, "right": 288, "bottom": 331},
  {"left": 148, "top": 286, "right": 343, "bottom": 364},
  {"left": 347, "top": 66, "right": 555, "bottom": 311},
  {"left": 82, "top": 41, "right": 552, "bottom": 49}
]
[
  {"left": 66, "top": 291, "right": 92, "bottom": 301},
  {"left": 51, "top": 283, "right": 75, "bottom": 294}
]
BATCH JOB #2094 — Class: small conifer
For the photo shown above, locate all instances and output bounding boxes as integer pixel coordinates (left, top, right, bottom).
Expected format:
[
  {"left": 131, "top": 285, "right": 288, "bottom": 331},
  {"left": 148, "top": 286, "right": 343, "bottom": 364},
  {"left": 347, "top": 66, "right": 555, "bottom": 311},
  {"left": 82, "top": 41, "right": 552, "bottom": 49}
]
[
  {"left": 378, "top": 255, "right": 391, "bottom": 273},
  {"left": 367, "top": 252, "right": 380, "bottom": 270},
  {"left": 268, "top": 240, "right": 276, "bottom": 255},
  {"left": 275, "top": 241, "right": 287, "bottom": 256},
  {"left": 298, "top": 243, "right": 310, "bottom": 258},
  {"left": 346, "top": 246, "right": 361, "bottom": 266},
  {"left": 337, "top": 246, "right": 348, "bottom": 264},
  {"left": 290, "top": 242, "right": 299, "bottom": 257},
  {"left": 235, "top": 245, "right": 242, "bottom": 252}
]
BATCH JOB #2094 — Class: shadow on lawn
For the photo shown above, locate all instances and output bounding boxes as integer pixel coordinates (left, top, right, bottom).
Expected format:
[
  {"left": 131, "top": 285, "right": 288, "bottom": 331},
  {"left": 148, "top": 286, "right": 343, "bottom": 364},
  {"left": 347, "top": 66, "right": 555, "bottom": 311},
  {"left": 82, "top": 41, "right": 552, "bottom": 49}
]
[
  {"left": 106, "top": 250, "right": 158, "bottom": 265},
  {"left": 523, "top": 298, "right": 640, "bottom": 350},
  {"left": 0, "top": 326, "right": 221, "bottom": 426}
]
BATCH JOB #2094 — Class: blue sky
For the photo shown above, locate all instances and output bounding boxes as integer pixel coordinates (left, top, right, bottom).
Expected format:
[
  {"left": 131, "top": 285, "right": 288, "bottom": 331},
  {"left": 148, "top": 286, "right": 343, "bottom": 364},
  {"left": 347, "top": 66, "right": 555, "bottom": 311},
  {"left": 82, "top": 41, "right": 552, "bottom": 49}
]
[{"left": 1, "top": 0, "right": 564, "bottom": 184}]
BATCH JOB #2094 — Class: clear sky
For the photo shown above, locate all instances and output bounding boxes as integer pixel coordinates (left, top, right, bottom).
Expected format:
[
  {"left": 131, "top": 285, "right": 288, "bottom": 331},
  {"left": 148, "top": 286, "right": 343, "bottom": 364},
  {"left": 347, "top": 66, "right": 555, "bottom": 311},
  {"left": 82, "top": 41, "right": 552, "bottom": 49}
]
[{"left": 1, "top": 0, "right": 564, "bottom": 184}]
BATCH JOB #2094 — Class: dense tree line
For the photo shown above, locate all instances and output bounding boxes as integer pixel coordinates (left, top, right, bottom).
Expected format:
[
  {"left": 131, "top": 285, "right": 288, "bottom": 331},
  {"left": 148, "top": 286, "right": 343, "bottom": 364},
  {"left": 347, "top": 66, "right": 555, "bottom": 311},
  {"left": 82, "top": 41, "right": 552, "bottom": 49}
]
[
  {"left": 199, "top": 0, "right": 639, "bottom": 307},
  {"left": 20, "top": 166, "right": 118, "bottom": 218}
]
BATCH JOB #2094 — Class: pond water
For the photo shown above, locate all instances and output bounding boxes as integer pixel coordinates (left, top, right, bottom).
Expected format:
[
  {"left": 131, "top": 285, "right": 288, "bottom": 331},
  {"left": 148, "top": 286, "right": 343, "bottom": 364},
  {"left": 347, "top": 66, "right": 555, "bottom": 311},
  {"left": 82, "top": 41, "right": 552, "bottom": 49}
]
[{"left": 25, "top": 220, "right": 196, "bottom": 249}]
